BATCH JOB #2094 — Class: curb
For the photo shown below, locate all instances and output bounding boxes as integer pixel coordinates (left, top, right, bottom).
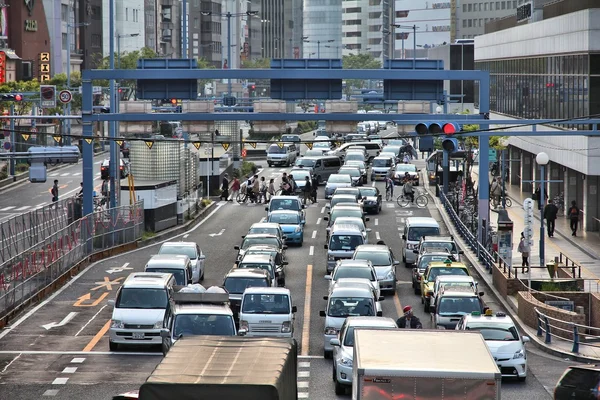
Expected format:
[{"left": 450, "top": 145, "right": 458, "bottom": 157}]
[{"left": 426, "top": 185, "right": 600, "bottom": 363}]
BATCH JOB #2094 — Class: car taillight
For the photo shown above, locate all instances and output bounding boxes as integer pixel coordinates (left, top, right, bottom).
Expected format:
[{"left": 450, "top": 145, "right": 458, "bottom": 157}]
[{"left": 417, "top": 276, "right": 421, "bottom": 281}]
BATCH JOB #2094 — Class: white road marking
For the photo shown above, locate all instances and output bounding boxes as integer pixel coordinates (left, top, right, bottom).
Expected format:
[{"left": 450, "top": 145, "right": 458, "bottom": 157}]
[
  {"left": 183, "top": 234, "right": 189, "bottom": 239},
  {"left": 309, "top": 246, "right": 314, "bottom": 256},
  {"left": 386, "top": 203, "right": 395, "bottom": 208},
  {"left": 298, "top": 381, "right": 309, "bottom": 388},
  {"left": 376, "top": 232, "right": 381, "bottom": 240},
  {"left": 316, "top": 217, "right": 321, "bottom": 225},
  {"left": 320, "top": 206, "right": 325, "bottom": 214},
  {"left": 0, "top": 206, "right": 16, "bottom": 211},
  {"left": 42, "top": 390, "right": 59, "bottom": 396},
  {"left": 106, "top": 262, "right": 131, "bottom": 275},
  {"left": 42, "top": 312, "right": 79, "bottom": 330},
  {"left": 15, "top": 206, "right": 29, "bottom": 211},
  {"left": 73, "top": 172, "right": 82, "bottom": 176},
  {"left": 374, "top": 218, "right": 379, "bottom": 226},
  {"left": 298, "top": 361, "right": 311, "bottom": 368},
  {"left": 60, "top": 173, "right": 70, "bottom": 177},
  {"left": 74, "top": 305, "right": 107, "bottom": 337},
  {"left": 35, "top": 203, "right": 46, "bottom": 208},
  {"left": 62, "top": 367, "right": 77, "bottom": 374},
  {"left": 298, "top": 394, "right": 309, "bottom": 399},
  {"left": 1, "top": 353, "right": 21, "bottom": 373},
  {"left": 52, "top": 378, "right": 69, "bottom": 385},
  {"left": 48, "top": 173, "right": 59, "bottom": 177},
  {"left": 311, "top": 230, "right": 317, "bottom": 239},
  {"left": 371, "top": 181, "right": 376, "bottom": 187},
  {"left": 71, "top": 358, "right": 86, "bottom": 363},
  {"left": 298, "top": 371, "right": 310, "bottom": 378}
]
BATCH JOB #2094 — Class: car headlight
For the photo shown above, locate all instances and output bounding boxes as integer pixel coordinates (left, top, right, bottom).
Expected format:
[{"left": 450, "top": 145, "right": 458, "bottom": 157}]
[
  {"left": 281, "top": 321, "right": 292, "bottom": 333},
  {"left": 325, "top": 327, "right": 338, "bottom": 335},
  {"left": 111, "top": 320, "right": 124, "bottom": 329},
  {"left": 294, "top": 225, "right": 302, "bottom": 233},
  {"left": 437, "top": 325, "right": 446, "bottom": 330},
  {"left": 153, "top": 321, "right": 163, "bottom": 329},
  {"left": 385, "top": 270, "right": 395, "bottom": 280},
  {"left": 513, "top": 349, "right": 525, "bottom": 359},
  {"left": 340, "top": 357, "right": 353, "bottom": 367}
]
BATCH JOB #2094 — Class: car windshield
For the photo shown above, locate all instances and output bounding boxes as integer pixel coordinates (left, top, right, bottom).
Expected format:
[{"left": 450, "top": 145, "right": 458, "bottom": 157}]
[
  {"left": 466, "top": 323, "right": 520, "bottom": 341},
  {"left": 418, "top": 255, "right": 450, "bottom": 270},
  {"left": 345, "top": 153, "right": 364, "bottom": 161},
  {"left": 248, "top": 227, "right": 279, "bottom": 236},
  {"left": 246, "top": 249, "right": 277, "bottom": 259},
  {"left": 238, "top": 264, "right": 274, "bottom": 278},
  {"left": 268, "top": 145, "right": 286, "bottom": 154},
  {"left": 334, "top": 267, "right": 375, "bottom": 281},
  {"left": 334, "top": 188, "right": 359, "bottom": 196},
  {"left": 334, "top": 219, "right": 365, "bottom": 231},
  {"left": 158, "top": 245, "right": 197, "bottom": 259},
  {"left": 359, "top": 188, "right": 377, "bottom": 197},
  {"left": 291, "top": 170, "right": 311, "bottom": 181},
  {"left": 408, "top": 227, "right": 440, "bottom": 241},
  {"left": 328, "top": 297, "right": 375, "bottom": 317},
  {"left": 383, "top": 146, "right": 401, "bottom": 154},
  {"left": 329, "top": 235, "right": 364, "bottom": 251},
  {"left": 331, "top": 197, "right": 357, "bottom": 208},
  {"left": 396, "top": 164, "right": 417, "bottom": 172},
  {"left": 269, "top": 213, "right": 301, "bottom": 225},
  {"left": 422, "top": 242, "right": 457, "bottom": 253},
  {"left": 346, "top": 162, "right": 365, "bottom": 170},
  {"left": 242, "top": 294, "right": 290, "bottom": 314},
  {"left": 305, "top": 150, "right": 325, "bottom": 156},
  {"left": 145, "top": 268, "right": 186, "bottom": 285},
  {"left": 116, "top": 288, "right": 168, "bottom": 309},
  {"left": 354, "top": 251, "right": 392, "bottom": 266},
  {"left": 314, "top": 142, "right": 330, "bottom": 148},
  {"left": 339, "top": 168, "right": 360, "bottom": 177},
  {"left": 173, "top": 314, "right": 235, "bottom": 337},
  {"left": 241, "top": 237, "right": 280, "bottom": 250},
  {"left": 282, "top": 136, "right": 299, "bottom": 142},
  {"left": 223, "top": 277, "right": 269, "bottom": 294},
  {"left": 328, "top": 175, "right": 352, "bottom": 183},
  {"left": 428, "top": 267, "right": 468, "bottom": 281},
  {"left": 331, "top": 209, "right": 363, "bottom": 222},
  {"left": 372, "top": 158, "right": 392, "bottom": 167},
  {"left": 438, "top": 297, "right": 481, "bottom": 316},
  {"left": 270, "top": 199, "right": 301, "bottom": 211},
  {"left": 388, "top": 140, "right": 406, "bottom": 146},
  {"left": 296, "top": 159, "right": 316, "bottom": 168}
]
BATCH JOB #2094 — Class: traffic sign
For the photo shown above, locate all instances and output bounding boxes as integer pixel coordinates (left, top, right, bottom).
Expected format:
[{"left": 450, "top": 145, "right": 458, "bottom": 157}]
[
  {"left": 58, "top": 90, "right": 72, "bottom": 104},
  {"left": 241, "top": 148, "right": 247, "bottom": 157},
  {"left": 3, "top": 141, "right": 10, "bottom": 150},
  {"left": 489, "top": 149, "right": 497, "bottom": 163}
]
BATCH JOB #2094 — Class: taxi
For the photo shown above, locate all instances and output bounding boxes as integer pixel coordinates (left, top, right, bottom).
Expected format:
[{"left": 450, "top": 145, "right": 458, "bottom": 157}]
[
  {"left": 455, "top": 310, "right": 530, "bottom": 381},
  {"left": 420, "top": 259, "right": 470, "bottom": 312}
]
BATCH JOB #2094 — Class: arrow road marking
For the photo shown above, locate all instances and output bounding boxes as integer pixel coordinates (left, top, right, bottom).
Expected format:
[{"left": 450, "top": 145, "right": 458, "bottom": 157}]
[
  {"left": 42, "top": 312, "right": 78, "bottom": 330},
  {"left": 209, "top": 228, "right": 226, "bottom": 237},
  {"left": 73, "top": 292, "right": 109, "bottom": 307},
  {"left": 106, "top": 262, "right": 132, "bottom": 275}
]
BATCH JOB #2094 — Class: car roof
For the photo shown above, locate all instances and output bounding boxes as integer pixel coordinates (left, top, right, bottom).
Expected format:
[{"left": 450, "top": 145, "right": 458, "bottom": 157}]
[
  {"left": 331, "top": 204, "right": 362, "bottom": 211},
  {"left": 329, "top": 285, "right": 374, "bottom": 297},
  {"left": 269, "top": 209, "right": 301, "bottom": 215},
  {"left": 329, "top": 174, "right": 351, "bottom": 179},
  {"left": 333, "top": 278, "right": 373, "bottom": 287},
  {"left": 161, "top": 241, "right": 196, "bottom": 248},
  {"left": 439, "top": 288, "right": 479, "bottom": 297},
  {"left": 245, "top": 245, "right": 279, "bottom": 252},
  {"left": 146, "top": 254, "right": 191, "bottom": 266},
  {"left": 345, "top": 316, "right": 397, "bottom": 328},
  {"left": 428, "top": 261, "right": 468, "bottom": 268},
  {"left": 333, "top": 217, "right": 364, "bottom": 226},
  {"left": 243, "top": 233, "right": 280, "bottom": 240},
  {"left": 123, "top": 272, "right": 173, "bottom": 288},
  {"left": 406, "top": 217, "right": 440, "bottom": 226},
  {"left": 462, "top": 313, "right": 515, "bottom": 325},
  {"left": 334, "top": 187, "right": 360, "bottom": 193},
  {"left": 270, "top": 196, "right": 301, "bottom": 201},
  {"left": 337, "top": 259, "right": 372, "bottom": 268},
  {"left": 225, "top": 268, "right": 270, "bottom": 278},
  {"left": 354, "top": 244, "right": 390, "bottom": 253},
  {"left": 332, "top": 194, "right": 358, "bottom": 199},
  {"left": 330, "top": 224, "right": 363, "bottom": 234},
  {"left": 374, "top": 156, "right": 393, "bottom": 160},
  {"left": 250, "top": 222, "right": 281, "bottom": 229},
  {"left": 421, "top": 236, "right": 455, "bottom": 242},
  {"left": 175, "top": 303, "right": 233, "bottom": 315},
  {"left": 435, "top": 275, "right": 475, "bottom": 283},
  {"left": 243, "top": 287, "right": 291, "bottom": 295},
  {"left": 239, "top": 254, "right": 273, "bottom": 263}
]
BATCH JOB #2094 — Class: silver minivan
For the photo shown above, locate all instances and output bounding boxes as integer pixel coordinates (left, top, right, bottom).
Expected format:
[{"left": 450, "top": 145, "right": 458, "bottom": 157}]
[
  {"left": 144, "top": 254, "right": 194, "bottom": 286},
  {"left": 267, "top": 143, "right": 297, "bottom": 167},
  {"left": 401, "top": 217, "right": 441, "bottom": 266},
  {"left": 325, "top": 224, "right": 365, "bottom": 273},
  {"left": 157, "top": 241, "right": 205, "bottom": 282},
  {"left": 295, "top": 156, "right": 342, "bottom": 184},
  {"left": 238, "top": 287, "right": 297, "bottom": 337}
]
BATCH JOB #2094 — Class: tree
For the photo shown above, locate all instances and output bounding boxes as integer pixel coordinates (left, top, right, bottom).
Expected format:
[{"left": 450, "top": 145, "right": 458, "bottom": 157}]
[
  {"left": 241, "top": 58, "right": 270, "bottom": 69},
  {"left": 93, "top": 47, "right": 159, "bottom": 90},
  {"left": 342, "top": 54, "right": 382, "bottom": 98}
]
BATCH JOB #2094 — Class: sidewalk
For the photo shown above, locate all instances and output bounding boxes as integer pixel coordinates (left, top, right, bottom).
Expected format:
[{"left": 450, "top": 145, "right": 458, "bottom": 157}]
[{"left": 473, "top": 167, "right": 600, "bottom": 291}]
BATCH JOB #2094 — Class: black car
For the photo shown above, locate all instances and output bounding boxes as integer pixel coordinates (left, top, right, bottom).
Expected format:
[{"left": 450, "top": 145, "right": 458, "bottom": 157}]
[
  {"left": 242, "top": 245, "right": 288, "bottom": 286},
  {"left": 554, "top": 364, "right": 600, "bottom": 400},
  {"left": 358, "top": 186, "right": 382, "bottom": 214},
  {"left": 233, "top": 234, "right": 287, "bottom": 263}
]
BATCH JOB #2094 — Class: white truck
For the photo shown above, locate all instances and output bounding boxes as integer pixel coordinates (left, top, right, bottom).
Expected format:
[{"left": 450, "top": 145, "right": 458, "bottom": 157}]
[{"left": 352, "top": 329, "right": 501, "bottom": 400}]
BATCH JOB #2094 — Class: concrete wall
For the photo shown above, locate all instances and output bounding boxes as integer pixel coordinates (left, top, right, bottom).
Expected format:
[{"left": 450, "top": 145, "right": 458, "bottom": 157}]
[
  {"left": 492, "top": 263, "right": 527, "bottom": 299},
  {"left": 590, "top": 293, "right": 600, "bottom": 331}
]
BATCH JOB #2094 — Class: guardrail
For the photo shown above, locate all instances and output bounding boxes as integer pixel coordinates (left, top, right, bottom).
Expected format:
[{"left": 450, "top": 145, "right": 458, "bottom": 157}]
[
  {"left": 558, "top": 252, "right": 582, "bottom": 279},
  {"left": 0, "top": 201, "right": 144, "bottom": 321},
  {"left": 535, "top": 307, "right": 600, "bottom": 354}
]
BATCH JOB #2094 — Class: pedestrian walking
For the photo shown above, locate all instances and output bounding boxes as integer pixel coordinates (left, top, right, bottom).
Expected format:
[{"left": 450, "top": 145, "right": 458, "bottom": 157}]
[
  {"left": 220, "top": 173, "right": 229, "bottom": 201},
  {"left": 568, "top": 200, "right": 580, "bottom": 237},
  {"left": 230, "top": 176, "right": 240, "bottom": 202},
  {"left": 490, "top": 177, "right": 502, "bottom": 209},
  {"left": 251, "top": 175, "right": 260, "bottom": 203},
  {"left": 302, "top": 176, "right": 312, "bottom": 205},
  {"left": 543, "top": 200, "right": 559, "bottom": 237},
  {"left": 517, "top": 232, "right": 530, "bottom": 273},
  {"left": 259, "top": 176, "right": 267, "bottom": 204},
  {"left": 534, "top": 185, "right": 547, "bottom": 210},
  {"left": 51, "top": 180, "right": 59, "bottom": 205},
  {"left": 310, "top": 174, "right": 318, "bottom": 203},
  {"left": 267, "top": 178, "right": 275, "bottom": 202},
  {"left": 396, "top": 306, "right": 422, "bottom": 329}
]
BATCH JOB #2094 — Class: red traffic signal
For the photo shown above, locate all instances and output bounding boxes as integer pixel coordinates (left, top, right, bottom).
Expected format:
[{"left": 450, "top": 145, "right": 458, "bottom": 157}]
[
  {"left": 250, "top": 85, "right": 255, "bottom": 90},
  {"left": 14, "top": 94, "right": 22, "bottom": 102},
  {"left": 442, "top": 122, "right": 461, "bottom": 135},
  {"left": 171, "top": 99, "right": 177, "bottom": 105}
]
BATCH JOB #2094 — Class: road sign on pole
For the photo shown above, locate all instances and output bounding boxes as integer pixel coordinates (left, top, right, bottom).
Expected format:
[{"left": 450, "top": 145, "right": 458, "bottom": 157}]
[
  {"left": 58, "top": 90, "right": 72, "bottom": 104},
  {"left": 40, "top": 85, "right": 56, "bottom": 108}
]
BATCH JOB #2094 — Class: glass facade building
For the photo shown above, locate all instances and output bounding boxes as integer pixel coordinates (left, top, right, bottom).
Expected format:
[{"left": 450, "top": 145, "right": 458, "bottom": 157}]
[{"left": 303, "top": 0, "right": 342, "bottom": 59}]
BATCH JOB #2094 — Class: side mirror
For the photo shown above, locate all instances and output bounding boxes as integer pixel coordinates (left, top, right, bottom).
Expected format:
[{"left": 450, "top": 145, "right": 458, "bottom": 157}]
[
  {"left": 301, "top": 220, "right": 306, "bottom": 225},
  {"left": 378, "top": 296, "right": 385, "bottom": 301},
  {"left": 401, "top": 234, "right": 407, "bottom": 240},
  {"left": 234, "top": 245, "right": 240, "bottom": 250},
  {"left": 323, "top": 217, "right": 329, "bottom": 221},
  {"left": 376, "top": 310, "right": 383, "bottom": 317},
  {"left": 366, "top": 228, "right": 372, "bottom": 232},
  {"left": 302, "top": 205, "right": 306, "bottom": 209},
  {"left": 319, "top": 310, "right": 326, "bottom": 317},
  {"left": 238, "top": 328, "right": 248, "bottom": 336},
  {"left": 265, "top": 207, "right": 269, "bottom": 211},
  {"left": 292, "top": 305, "right": 298, "bottom": 313},
  {"left": 283, "top": 245, "right": 288, "bottom": 250},
  {"left": 326, "top": 203, "right": 331, "bottom": 209},
  {"left": 199, "top": 254, "right": 206, "bottom": 260},
  {"left": 479, "top": 291, "right": 485, "bottom": 297},
  {"left": 522, "top": 336, "right": 530, "bottom": 343},
  {"left": 324, "top": 244, "right": 328, "bottom": 249},
  {"left": 283, "top": 261, "right": 289, "bottom": 265},
  {"left": 107, "top": 299, "right": 115, "bottom": 307},
  {"left": 159, "top": 328, "right": 170, "bottom": 338},
  {"left": 324, "top": 275, "right": 332, "bottom": 280},
  {"left": 365, "top": 217, "right": 370, "bottom": 222},
  {"left": 458, "top": 250, "right": 464, "bottom": 255},
  {"left": 323, "top": 295, "right": 329, "bottom": 300},
  {"left": 393, "top": 260, "right": 400, "bottom": 266},
  {"left": 330, "top": 338, "right": 341, "bottom": 347},
  {"left": 241, "top": 235, "right": 246, "bottom": 239}
]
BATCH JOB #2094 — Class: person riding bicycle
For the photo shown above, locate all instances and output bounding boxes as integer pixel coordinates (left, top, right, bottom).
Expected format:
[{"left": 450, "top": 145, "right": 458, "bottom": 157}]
[
  {"left": 396, "top": 306, "right": 423, "bottom": 329},
  {"left": 385, "top": 175, "right": 394, "bottom": 198},
  {"left": 402, "top": 176, "right": 414, "bottom": 203}
]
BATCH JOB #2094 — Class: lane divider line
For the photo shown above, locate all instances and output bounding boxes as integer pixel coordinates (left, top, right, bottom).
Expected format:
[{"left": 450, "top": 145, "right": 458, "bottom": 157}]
[
  {"left": 301, "top": 264, "right": 313, "bottom": 357},
  {"left": 82, "top": 320, "right": 111, "bottom": 352},
  {"left": 52, "top": 377, "right": 69, "bottom": 385},
  {"left": 311, "top": 230, "right": 317, "bottom": 239},
  {"left": 62, "top": 367, "right": 77, "bottom": 374},
  {"left": 74, "top": 305, "right": 107, "bottom": 337},
  {"left": 320, "top": 207, "right": 325, "bottom": 214},
  {"left": 316, "top": 218, "right": 321, "bottom": 225},
  {"left": 309, "top": 246, "right": 314, "bottom": 256},
  {"left": 0, "top": 353, "right": 21, "bottom": 373},
  {"left": 375, "top": 232, "right": 381, "bottom": 241},
  {"left": 375, "top": 218, "right": 379, "bottom": 226}
]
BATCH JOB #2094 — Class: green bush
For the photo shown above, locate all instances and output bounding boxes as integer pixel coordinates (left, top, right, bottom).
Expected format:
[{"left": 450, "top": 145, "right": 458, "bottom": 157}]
[
  {"left": 297, "top": 121, "right": 317, "bottom": 133},
  {"left": 538, "top": 281, "right": 581, "bottom": 292},
  {"left": 15, "top": 163, "right": 29, "bottom": 173},
  {"left": 201, "top": 198, "right": 212, "bottom": 208}
]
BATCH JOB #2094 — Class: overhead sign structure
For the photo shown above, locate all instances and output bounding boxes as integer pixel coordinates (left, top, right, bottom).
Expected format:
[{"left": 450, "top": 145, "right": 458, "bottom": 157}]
[{"left": 58, "top": 90, "right": 72, "bottom": 104}]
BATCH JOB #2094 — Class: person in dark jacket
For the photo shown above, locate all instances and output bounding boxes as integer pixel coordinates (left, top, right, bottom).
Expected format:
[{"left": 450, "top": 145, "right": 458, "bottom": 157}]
[
  {"left": 220, "top": 173, "right": 229, "bottom": 201},
  {"left": 534, "top": 185, "right": 548, "bottom": 210},
  {"left": 310, "top": 175, "right": 318, "bottom": 203},
  {"left": 568, "top": 200, "right": 580, "bottom": 237},
  {"left": 396, "top": 306, "right": 423, "bottom": 329},
  {"left": 302, "top": 176, "right": 312, "bottom": 205},
  {"left": 543, "top": 200, "right": 559, "bottom": 237}
]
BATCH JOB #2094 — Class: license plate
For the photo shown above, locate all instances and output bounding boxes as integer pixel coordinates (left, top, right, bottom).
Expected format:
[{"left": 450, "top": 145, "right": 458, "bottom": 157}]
[{"left": 132, "top": 332, "right": 145, "bottom": 339}]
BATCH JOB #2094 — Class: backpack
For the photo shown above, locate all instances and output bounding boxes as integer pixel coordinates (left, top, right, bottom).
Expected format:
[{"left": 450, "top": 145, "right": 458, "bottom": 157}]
[{"left": 570, "top": 206, "right": 579, "bottom": 217}]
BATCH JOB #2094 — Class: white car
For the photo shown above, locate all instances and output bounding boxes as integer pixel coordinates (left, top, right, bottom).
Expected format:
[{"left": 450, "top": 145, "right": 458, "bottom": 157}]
[
  {"left": 455, "top": 310, "right": 530, "bottom": 381},
  {"left": 325, "top": 259, "right": 380, "bottom": 300},
  {"left": 158, "top": 241, "right": 206, "bottom": 282}
]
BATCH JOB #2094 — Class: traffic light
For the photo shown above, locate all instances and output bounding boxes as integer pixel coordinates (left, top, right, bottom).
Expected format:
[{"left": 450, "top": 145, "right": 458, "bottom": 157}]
[
  {"left": 414, "top": 121, "right": 462, "bottom": 152},
  {"left": 248, "top": 84, "right": 256, "bottom": 97},
  {"left": 442, "top": 137, "right": 458, "bottom": 152},
  {"left": 171, "top": 99, "right": 177, "bottom": 105},
  {"left": 0, "top": 94, "right": 23, "bottom": 101}
]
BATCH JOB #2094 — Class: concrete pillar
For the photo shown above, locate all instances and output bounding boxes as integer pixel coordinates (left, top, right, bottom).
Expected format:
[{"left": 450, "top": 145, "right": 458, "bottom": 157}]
[
  {"left": 584, "top": 176, "right": 599, "bottom": 232},
  {"left": 521, "top": 151, "right": 533, "bottom": 194},
  {"left": 509, "top": 146, "right": 520, "bottom": 186},
  {"left": 566, "top": 168, "right": 580, "bottom": 221},
  {"left": 549, "top": 162, "right": 561, "bottom": 199}
]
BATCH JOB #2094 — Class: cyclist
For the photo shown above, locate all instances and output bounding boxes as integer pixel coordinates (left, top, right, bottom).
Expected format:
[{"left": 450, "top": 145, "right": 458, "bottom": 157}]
[
  {"left": 384, "top": 175, "right": 394, "bottom": 200},
  {"left": 402, "top": 176, "right": 414, "bottom": 203}
]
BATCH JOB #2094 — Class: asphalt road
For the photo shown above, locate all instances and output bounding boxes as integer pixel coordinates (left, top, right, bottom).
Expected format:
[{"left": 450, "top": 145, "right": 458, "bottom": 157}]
[
  {"left": 0, "top": 157, "right": 105, "bottom": 223},
  {"left": 0, "top": 135, "right": 577, "bottom": 400}
]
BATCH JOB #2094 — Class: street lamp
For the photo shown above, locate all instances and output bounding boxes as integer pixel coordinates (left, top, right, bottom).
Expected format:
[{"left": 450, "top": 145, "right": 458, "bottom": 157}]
[
  {"left": 392, "top": 24, "right": 417, "bottom": 62},
  {"left": 303, "top": 39, "right": 334, "bottom": 59},
  {"left": 117, "top": 33, "right": 140, "bottom": 69},
  {"left": 536, "top": 152, "right": 549, "bottom": 267}
]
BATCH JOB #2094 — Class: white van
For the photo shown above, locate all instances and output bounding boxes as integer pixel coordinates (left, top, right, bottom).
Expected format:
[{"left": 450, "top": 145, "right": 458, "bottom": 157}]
[
  {"left": 401, "top": 217, "right": 441, "bottom": 266},
  {"left": 325, "top": 224, "right": 365, "bottom": 273},
  {"left": 144, "top": 255, "right": 194, "bottom": 286},
  {"left": 295, "top": 156, "right": 342, "bottom": 185},
  {"left": 267, "top": 143, "right": 297, "bottom": 167},
  {"left": 238, "top": 287, "right": 297, "bottom": 337}
]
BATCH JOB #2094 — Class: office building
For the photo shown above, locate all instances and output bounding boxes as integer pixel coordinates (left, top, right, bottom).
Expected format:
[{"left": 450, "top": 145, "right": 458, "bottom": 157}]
[
  {"left": 247, "top": 0, "right": 303, "bottom": 59},
  {"left": 342, "top": 0, "right": 394, "bottom": 63},
  {"left": 427, "top": 42, "right": 475, "bottom": 109},
  {"left": 474, "top": 1, "right": 600, "bottom": 231},
  {"left": 188, "top": 0, "right": 223, "bottom": 67},
  {"left": 455, "top": 0, "right": 517, "bottom": 39},
  {"left": 101, "top": 0, "right": 145, "bottom": 58},
  {"left": 303, "top": 0, "right": 342, "bottom": 59}
]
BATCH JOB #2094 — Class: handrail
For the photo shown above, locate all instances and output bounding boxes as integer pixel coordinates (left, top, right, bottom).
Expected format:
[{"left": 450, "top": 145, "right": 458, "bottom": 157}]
[{"left": 534, "top": 307, "right": 600, "bottom": 354}]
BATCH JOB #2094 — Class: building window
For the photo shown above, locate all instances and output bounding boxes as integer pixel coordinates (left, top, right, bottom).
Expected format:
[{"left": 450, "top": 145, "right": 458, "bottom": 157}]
[
  {"left": 91, "top": 34, "right": 101, "bottom": 48},
  {"left": 513, "top": 0, "right": 517, "bottom": 7},
  {"left": 496, "top": 1, "right": 500, "bottom": 9},
  {"left": 479, "top": 18, "right": 483, "bottom": 27},
  {"left": 62, "top": 33, "right": 68, "bottom": 50},
  {"left": 162, "top": 6, "right": 172, "bottom": 22},
  {"left": 194, "top": 0, "right": 200, "bottom": 7},
  {"left": 463, "top": 4, "right": 467, "bottom": 12},
  {"left": 61, "top": 4, "right": 69, "bottom": 22},
  {"left": 485, "top": 18, "right": 489, "bottom": 23},
  {"left": 501, "top": 1, "right": 506, "bottom": 9},
  {"left": 194, "top": 17, "right": 199, "bottom": 29},
  {"left": 484, "top": 2, "right": 488, "bottom": 10},
  {"left": 468, "top": 19, "right": 472, "bottom": 27},
  {"left": 463, "top": 19, "right": 467, "bottom": 28},
  {"left": 468, "top": 3, "right": 472, "bottom": 11},
  {"left": 480, "top": 3, "right": 483, "bottom": 10},
  {"left": 345, "top": 7, "right": 361, "bottom": 12}
]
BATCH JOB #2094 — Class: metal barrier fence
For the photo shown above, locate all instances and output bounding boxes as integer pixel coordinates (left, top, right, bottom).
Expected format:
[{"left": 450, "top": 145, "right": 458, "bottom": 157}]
[
  {"left": 0, "top": 201, "right": 144, "bottom": 320},
  {"left": 535, "top": 307, "right": 600, "bottom": 354},
  {"left": 438, "top": 189, "right": 496, "bottom": 271},
  {"left": 0, "top": 197, "right": 80, "bottom": 265}
]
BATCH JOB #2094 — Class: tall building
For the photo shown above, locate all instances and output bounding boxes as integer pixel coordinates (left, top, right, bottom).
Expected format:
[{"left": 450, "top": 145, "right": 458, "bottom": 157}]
[
  {"left": 188, "top": 0, "right": 222, "bottom": 67},
  {"left": 342, "top": 0, "right": 394, "bottom": 63},
  {"left": 303, "top": 0, "right": 342, "bottom": 59},
  {"left": 393, "top": 0, "right": 452, "bottom": 59},
  {"left": 455, "top": 0, "right": 517, "bottom": 39},
  {"left": 474, "top": 0, "right": 600, "bottom": 231},
  {"left": 101, "top": 0, "right": 145, "bottom": 57},
  {"left": 246, "top": 0, "right": 302, "bottom": 59},
  {"left": 144, "top": 0, "right": 157, "bottom": 52}
]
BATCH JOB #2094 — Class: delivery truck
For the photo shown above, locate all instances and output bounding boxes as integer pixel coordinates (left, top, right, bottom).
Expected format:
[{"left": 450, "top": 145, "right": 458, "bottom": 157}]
[
  {"left": 352, "top": 329, "right": 501, "bottom": 400},
  {"left": 137, "top": 336, "right": 298, "bottom": 400}
]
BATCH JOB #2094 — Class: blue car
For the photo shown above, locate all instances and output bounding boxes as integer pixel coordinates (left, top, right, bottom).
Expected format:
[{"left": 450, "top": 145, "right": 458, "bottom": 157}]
[{"left": 267, "top": 210, "right": 306, "bottom": 246}]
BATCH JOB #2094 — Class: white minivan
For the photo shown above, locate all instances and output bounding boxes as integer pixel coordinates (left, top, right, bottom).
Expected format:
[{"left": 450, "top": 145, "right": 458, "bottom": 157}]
[
  {"left": 401, "top": 217, "right": 441, "bottom": 266},
  {"left": 267, "top": 143, "right": 297, "bottom": 167},
  {"left": 238, "top": 287, "right": 297, "bottom": 337}
]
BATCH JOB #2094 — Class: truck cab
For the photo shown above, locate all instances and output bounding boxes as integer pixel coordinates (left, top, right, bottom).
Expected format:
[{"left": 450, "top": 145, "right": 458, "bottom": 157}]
[
  {"left": 238, "top": 287, "right": 297, "bottom": 338},
  {"left": 160, "top": 290, "right": 239, "bottom": 356}
]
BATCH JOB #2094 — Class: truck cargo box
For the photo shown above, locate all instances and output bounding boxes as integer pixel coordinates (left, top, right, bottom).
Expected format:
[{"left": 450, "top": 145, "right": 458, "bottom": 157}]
[
  {"left": 139, "top": 336, "right": 298, "bottom": 400},
  {"left": 352, "top": 329, "right": 501, "bottom": 400}
]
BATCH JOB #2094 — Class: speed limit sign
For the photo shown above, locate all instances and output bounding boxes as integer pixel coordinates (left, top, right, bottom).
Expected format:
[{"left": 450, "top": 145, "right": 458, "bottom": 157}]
[{"left": 58, "top": 90, "right": 72, "bottom": 104}]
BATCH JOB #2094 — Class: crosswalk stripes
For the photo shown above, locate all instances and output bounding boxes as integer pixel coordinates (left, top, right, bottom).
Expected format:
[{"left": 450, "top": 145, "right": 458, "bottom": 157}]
[{"left": 297, "top": 361, "right": 310, "bottom": 399}]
